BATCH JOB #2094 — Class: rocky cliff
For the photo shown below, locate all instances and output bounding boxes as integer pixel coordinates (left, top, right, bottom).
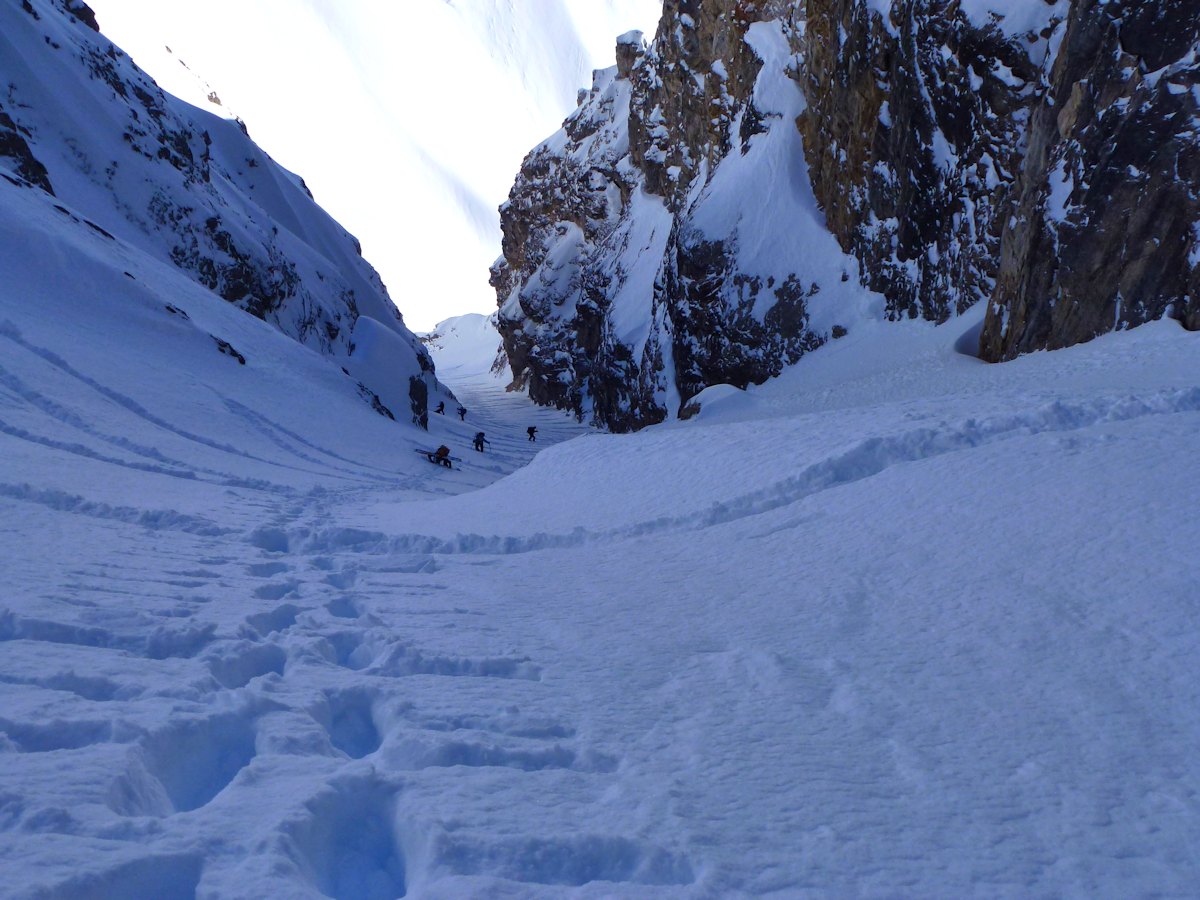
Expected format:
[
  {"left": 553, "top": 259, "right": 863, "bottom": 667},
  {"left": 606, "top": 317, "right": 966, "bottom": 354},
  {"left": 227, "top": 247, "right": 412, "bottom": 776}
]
[
  {"left": 980, "top": 0, "right": 1200, "bottom": 358},
  {"left": 493, "top": 0, "right": 860, "bottom": 432},
  {"left": 494, "top": 0, "right": 1200, "bottom": 430},
  {"left": 2, "top": 0, "right": 439, "bottom": 425},
  {"left": 797, "top": 0, "right": 1051, "bottom": 324}
]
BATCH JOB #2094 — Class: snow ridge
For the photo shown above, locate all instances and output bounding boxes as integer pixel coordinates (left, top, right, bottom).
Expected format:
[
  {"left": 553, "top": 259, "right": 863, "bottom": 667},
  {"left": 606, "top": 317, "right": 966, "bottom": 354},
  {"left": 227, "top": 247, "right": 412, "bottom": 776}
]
[{"left": 252, "top": 385, "right": 1200, "bottom": 558}]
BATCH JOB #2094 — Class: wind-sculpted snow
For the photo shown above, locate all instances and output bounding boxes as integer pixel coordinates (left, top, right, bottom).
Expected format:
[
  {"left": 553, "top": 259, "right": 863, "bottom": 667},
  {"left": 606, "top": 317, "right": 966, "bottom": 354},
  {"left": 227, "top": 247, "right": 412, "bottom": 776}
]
[
  {"left": 0, "top": 483, "right": 230, "bottom": 536},
  {"left": 299, "top": 384, "right": 1200, "bottom": 559}
]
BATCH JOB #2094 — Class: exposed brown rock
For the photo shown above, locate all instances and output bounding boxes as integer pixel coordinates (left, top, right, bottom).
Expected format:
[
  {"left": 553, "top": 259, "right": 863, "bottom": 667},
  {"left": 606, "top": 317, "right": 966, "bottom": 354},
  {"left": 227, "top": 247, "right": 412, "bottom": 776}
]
[{"left": 980, "top": 0, "right": 1200, "bottom": 359}]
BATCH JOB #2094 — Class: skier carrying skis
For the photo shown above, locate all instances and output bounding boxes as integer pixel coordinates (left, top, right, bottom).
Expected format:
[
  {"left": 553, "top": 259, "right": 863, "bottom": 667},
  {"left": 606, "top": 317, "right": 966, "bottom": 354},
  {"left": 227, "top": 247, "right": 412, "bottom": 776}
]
[
  {"left": 473, "top": 432, "right": 489, "bottom": 452},
  {"left": 434, "top": 445, "right": 450, "bottom": 461},
  {"left": 527, "top": 426, "right": 537, "bottom": 442}
]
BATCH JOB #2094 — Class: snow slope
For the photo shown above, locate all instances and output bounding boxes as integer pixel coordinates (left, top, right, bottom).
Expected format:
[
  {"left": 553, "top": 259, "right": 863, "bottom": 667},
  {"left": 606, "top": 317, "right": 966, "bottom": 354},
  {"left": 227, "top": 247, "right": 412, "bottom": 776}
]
[
  {"left": 421, "top": 314, "right": 510, "bottom": 386},
  {"left": 3, "top": 168, "right": 1200, "bottom": 893},
  {"left": 1, "top": 0, "right": 436, "bottom": 423},
  {"left": 84, "top": 0, "right": 664, "bottom": 329}
]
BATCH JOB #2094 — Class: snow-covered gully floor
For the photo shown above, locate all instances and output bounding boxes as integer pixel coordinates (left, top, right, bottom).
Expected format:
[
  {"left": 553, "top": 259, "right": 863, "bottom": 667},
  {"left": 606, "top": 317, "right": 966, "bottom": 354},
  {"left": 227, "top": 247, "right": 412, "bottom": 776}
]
[{"left": 3, "top": 273, "right": 1200, "bottom": 896}]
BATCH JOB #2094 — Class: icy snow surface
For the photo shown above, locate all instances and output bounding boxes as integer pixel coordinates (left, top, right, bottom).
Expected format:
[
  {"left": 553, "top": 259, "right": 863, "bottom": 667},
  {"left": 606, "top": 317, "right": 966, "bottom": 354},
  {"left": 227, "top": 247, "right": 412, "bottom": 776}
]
[{"left": 3, "top": 183, "right": 1200, "bottom": 894}]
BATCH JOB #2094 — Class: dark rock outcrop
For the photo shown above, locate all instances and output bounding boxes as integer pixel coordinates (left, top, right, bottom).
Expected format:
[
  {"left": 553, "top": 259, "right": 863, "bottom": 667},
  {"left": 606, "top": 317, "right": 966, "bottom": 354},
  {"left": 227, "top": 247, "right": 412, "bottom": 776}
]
[
  {"left": 980, "top": 0, "right": 1200, "bottom": 358},
  {"left": 797, "top": 0, "right": 1049, "bottom": 323},
  {"left": 64, "top": 0, "right": 99, "bottom": 32},
  {"left": 0, "top": 107, "right": 55, "bottom": 194}
]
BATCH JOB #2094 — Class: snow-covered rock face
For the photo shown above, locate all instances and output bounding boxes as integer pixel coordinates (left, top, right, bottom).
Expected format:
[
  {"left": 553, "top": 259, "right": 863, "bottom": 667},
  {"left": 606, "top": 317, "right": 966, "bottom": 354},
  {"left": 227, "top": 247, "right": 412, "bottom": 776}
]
[
  {"left": 494, "top": 1, "right": 872, "bottom": 432},
  {"left": 798, "top": 0, "right": 1054, "bottom": 323},
  {"left": 980, "top": 0, "right": 1200, "bottom": 359},
  {"left": 0, "top": 0, "right": 438, "bottom": 424},
  {"left": 802, "top": 0, "right": 1200, "bottom": 356},
  {"left": 495, "top": 0, "right": 1200, "bottom": 430}
]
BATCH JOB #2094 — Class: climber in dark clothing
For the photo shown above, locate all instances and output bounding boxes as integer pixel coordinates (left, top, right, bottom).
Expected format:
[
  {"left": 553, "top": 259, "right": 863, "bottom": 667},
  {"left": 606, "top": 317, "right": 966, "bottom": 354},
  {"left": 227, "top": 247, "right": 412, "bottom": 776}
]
[
  {"left": 457, "top": 405, "right": 467, "bottom": 420},
  {"left": 473, "top": 432, "right": 489, "bottom": 452},
  {"left": 527, "top": 426, "right": 537, "bottom": 442},
  {"left": 435, "top": 401, "right": 445, "bottom": 414}
]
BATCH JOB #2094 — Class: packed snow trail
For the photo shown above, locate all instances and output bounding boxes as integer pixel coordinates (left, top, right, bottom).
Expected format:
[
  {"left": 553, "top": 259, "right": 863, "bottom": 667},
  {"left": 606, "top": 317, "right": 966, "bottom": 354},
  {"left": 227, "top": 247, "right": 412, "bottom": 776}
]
[{"left": 4, "top": 187, "right": 1200, "bottom": 896}]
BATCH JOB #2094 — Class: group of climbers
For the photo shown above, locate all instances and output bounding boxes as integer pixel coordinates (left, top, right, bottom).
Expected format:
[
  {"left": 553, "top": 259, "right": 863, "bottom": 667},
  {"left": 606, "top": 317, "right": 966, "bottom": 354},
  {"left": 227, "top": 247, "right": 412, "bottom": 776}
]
[
  {"left": 421, "top": 398, "right": 539, "bottom": 469},
  {"left": 433, "top": 400, "right": 468, "bottom": 420}
]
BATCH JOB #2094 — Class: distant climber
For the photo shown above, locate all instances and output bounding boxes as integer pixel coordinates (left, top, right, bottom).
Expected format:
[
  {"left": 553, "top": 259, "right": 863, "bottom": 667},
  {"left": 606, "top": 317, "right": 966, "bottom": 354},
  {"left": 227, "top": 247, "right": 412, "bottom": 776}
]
[
  {"left": 435, "top": 401, "right": 445, "bottom": 414},
  {"left": 473, "top": 431, "right": 490, "bottom": 452},
  {"left": 527, "top": 426, "right": 537, "bottom": 442},
  {"left": 457, "top": 405, "right": 467, "bottom": 420}
]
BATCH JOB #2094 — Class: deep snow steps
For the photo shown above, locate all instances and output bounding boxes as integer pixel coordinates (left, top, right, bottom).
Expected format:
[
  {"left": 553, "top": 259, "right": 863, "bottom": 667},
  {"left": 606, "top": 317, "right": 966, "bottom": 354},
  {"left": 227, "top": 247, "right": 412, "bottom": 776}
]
[
  {"left": 109, "top": 712, "right": 259, "bottom": 817},
  {"left": 320, "top": 687, "right": 383, "bottom": 760},
  {"left": 241, "top": 601, "right": 302, "bottom": 635},
  {"left": 322, "top": 569, "right": 359, "bottom": 590},
  {"left": 0, "top": 716, "right": 114, "bottom": 753},
  {"left": 205, "top": 640, "right": 286, "bottom": 689},
  {"left": 29, "top": 671, "right": 122, "bottom": 701},
  {"left": 246, "top": 561, "right": 290, "bottom": 578},
  {"left": 325, "top": 596, "right": 360, "bottom": 619},
  {"left": 282, "top": 774, "right": 406, "bottom": 899}
]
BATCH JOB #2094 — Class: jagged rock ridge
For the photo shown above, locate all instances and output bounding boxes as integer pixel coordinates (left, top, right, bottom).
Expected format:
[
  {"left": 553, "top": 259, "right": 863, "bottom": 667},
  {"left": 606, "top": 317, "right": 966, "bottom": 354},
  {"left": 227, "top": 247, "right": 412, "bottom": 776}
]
[
  {"left": 1, "top": 0, "right": 439, "bottom": 424},
  {"left": 495, "top": 0, "right": 1200, "bottom": 431}
]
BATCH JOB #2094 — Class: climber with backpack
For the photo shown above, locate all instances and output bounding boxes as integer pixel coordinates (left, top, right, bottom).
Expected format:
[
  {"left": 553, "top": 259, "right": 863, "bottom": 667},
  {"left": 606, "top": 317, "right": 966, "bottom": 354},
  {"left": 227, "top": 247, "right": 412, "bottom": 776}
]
[
  {"left": 473, "top": 432, "right": 490, "bottom": 452},
  {"left": 414, "top": 444, "right": 457, "bottom": 468}
]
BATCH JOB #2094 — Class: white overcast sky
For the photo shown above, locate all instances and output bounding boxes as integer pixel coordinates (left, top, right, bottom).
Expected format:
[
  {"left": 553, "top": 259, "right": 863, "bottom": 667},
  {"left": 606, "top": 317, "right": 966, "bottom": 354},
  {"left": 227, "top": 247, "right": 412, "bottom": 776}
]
[{"left": 86, "top": 0, "right": 662, "bottom": 330}]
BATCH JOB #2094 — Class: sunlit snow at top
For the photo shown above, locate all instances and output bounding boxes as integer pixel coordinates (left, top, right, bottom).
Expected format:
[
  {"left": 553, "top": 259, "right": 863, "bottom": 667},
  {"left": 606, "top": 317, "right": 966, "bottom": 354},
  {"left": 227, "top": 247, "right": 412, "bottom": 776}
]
[{"left": 85, "top": 0, "right": 662, "bottom": 330}]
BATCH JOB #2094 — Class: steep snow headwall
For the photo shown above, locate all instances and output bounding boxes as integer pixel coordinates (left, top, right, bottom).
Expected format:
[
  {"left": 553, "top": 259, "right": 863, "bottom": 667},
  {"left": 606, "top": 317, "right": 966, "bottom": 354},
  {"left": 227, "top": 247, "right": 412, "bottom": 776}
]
[
  {"left": 495, "top": 0, "right": 1200, "bottom": 431},
  {"left": 0, "top": 0, "right": 438, "bottom": 424},
  {"left": 86, "top": 0, "right": 663, "bottom": 331}
]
